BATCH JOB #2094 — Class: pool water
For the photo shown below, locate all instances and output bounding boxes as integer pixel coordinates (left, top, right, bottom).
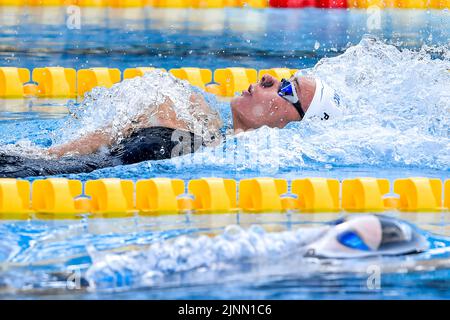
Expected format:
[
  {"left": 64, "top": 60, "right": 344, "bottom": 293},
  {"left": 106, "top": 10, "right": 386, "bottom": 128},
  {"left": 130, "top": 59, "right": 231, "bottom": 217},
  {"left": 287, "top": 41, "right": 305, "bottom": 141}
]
[
  {"left": 1, "top": 7, "right": 449, "bottom": 69},
  {"left": 0, "top": 7, "right": 449, "bottom": 299}
]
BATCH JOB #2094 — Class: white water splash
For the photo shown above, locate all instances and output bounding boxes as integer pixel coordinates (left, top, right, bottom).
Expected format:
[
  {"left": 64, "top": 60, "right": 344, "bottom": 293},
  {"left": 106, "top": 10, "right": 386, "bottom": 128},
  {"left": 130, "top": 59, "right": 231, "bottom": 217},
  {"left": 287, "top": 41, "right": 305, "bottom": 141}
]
[
  {"left": 0, "top": 140, "right": 49, "bottom": 159},
  {"left": 172, "top": 38, "right": 450, "bottom": 172},
  {"left": 56, "top": 69, "right": 221, "bottom": 144},
  {"left": 288, "top": 38, "right": 450, "bottom": 169},
  {"left": 85, "top": 225, "right": 327, "bottom": 291}
]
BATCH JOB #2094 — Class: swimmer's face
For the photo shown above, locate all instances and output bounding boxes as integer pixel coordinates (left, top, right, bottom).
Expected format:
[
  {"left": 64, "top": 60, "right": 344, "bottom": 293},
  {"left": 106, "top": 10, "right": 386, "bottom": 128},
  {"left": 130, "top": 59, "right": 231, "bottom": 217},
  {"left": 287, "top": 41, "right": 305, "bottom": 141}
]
[{"left": 230, "top": 74, "right": 301, "bottom": 133}]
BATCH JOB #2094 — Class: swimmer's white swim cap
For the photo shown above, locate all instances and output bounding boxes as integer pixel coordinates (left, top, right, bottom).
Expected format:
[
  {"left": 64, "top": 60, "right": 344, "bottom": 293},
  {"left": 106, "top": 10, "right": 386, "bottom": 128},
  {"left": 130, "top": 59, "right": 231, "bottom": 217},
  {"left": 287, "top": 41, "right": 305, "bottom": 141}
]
[
  {"left": 304, "top": 215, "right": 429, "bottom": 258},
  {"left": 294, "top": 71, "right": 343, "bottom": 121}
]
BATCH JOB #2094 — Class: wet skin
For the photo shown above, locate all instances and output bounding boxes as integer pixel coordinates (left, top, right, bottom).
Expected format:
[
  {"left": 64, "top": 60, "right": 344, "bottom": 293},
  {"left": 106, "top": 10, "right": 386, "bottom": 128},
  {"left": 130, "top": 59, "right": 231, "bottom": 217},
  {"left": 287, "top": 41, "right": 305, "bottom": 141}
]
[{"left": 230, "top": 74, "right": 316, "bottom": 133}]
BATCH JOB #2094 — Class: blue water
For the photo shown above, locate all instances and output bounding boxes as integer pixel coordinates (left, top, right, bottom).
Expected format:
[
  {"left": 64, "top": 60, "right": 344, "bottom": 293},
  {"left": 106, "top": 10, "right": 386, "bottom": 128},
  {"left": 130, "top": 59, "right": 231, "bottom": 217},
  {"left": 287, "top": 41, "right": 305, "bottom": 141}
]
[
  {"left": 1, "top": 213, "right": 450, "bottom": 299},
  {"left": 0, "top": 8, "right": 449, "bottom": 299},
  {"left": 0, "top": 7, "right": 449, "bottom": 69}
]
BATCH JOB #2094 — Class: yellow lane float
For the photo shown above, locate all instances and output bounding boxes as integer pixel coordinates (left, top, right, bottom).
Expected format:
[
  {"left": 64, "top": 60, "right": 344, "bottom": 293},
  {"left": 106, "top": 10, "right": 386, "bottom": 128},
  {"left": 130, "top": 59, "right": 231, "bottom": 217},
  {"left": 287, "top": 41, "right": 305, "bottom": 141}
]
[
  {"left": 136, "top": 178, "right": 185, "bottom": 213},
  {"left": 188, "top": 178, "right": 237, "bottom": 213},
  {"left": 394, "top": 177, "right": 443, "bottom": 211},
  {"left": 291, "top": 178, "right": 340, "bottom": 212},
  {"left": 0, "top": 177, "right": 448, "bottom": 219},
  {"left": 0, "top": 67, "right": 30, "bottom": 98},
  {"left": 77, "top": 68, "right": 121, "bottom": 97}
]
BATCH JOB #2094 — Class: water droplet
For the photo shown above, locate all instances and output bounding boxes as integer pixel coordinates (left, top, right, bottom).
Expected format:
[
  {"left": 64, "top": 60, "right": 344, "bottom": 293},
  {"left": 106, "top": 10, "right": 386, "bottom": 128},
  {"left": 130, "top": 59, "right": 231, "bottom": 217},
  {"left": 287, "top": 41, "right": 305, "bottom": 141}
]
[{"left": 314, "top": 41, "right": 320, "bottom": 50}]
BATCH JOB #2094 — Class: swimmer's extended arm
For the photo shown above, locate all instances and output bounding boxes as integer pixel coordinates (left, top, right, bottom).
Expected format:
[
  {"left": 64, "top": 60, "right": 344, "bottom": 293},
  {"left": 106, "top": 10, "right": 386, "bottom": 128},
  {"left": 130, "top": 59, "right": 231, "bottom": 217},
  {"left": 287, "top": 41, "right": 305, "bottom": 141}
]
[
  {"left": 47, "top": 127, "right": 114, "bottom": 157},
  {"left": 48, "top": 94, "right": 221, "bottom": 157},
  {"left": 47, "top": 100, "right": 176, "bottom": 158},
  {"left": 47, "top": 98, "right": 183, "bottom": 158},
  {"left": 46, "top": 99, "right": 176, "bottom": 158}
]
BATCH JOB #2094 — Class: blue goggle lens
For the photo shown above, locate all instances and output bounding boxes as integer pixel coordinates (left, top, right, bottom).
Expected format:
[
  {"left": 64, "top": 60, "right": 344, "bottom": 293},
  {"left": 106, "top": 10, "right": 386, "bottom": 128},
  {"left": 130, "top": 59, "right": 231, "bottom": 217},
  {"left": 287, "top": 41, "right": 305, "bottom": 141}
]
[
  {"left": 337, "top": 230, "right": 371, "bottom": 251},
  {"left": 278, "top": 79, "right": 294, "bottom": 98}
]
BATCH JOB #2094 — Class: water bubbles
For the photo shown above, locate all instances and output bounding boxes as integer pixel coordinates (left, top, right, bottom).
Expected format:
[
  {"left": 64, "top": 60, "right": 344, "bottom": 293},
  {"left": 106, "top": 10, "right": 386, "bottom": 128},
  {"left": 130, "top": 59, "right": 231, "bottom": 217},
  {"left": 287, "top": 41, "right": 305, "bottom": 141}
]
[
  {"left": 248, "top": 225, "right": 265, "bottom": 236},
  {"left": 223, "top": 225, "right": 243, "bottom": 240},
  {"left": 314, "top": 41, "right": 321, "bottom": 50},
  {"left": 53, "top": 70, "right": 221, "bottom": 145},
  {"left": 157, "top": 258, "right": 178, "bottom": 273},
  {"left": 84, "top": 225, "right": 322, "bottom": 290},
  {"left": 78, "top": 221, "right": 356, "bottom": 289},
  {"left": 267, "top": 38, "right": 450, "bottom": 171}
]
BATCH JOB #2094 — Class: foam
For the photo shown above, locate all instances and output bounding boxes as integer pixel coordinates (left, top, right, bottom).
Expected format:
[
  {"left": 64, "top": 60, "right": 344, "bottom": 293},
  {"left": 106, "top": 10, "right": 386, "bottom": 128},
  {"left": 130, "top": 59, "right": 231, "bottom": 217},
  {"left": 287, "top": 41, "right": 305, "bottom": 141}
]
[{"left": 85, "top": 225, "right": 327, "bottom": 291}]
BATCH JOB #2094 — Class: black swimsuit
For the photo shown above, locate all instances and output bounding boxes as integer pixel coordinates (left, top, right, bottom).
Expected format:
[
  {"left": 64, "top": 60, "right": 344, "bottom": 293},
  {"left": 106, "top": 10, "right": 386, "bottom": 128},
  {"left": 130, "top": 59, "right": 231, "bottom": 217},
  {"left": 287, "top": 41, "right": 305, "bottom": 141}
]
[{"left": 0, "top": 127, "right": 203, "bottom": 178}]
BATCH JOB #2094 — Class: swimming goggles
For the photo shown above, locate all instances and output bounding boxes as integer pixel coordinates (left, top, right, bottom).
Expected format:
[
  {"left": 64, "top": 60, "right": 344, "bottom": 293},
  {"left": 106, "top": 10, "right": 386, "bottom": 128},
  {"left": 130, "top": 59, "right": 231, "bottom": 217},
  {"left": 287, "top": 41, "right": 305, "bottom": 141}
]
[
  {"left": 336, "top": 229, "right": 372, "bottom": 251},
  {"left": 278, "top": 78, "right": 305, "bottom": 119}
]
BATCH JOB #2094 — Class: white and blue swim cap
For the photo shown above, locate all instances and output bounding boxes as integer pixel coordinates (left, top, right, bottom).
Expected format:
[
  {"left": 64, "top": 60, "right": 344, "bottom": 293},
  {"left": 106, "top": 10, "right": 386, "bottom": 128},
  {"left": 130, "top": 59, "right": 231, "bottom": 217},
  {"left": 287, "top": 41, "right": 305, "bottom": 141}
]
[{"left": 294, "top": 71, "right": 343, "bottom": 121}]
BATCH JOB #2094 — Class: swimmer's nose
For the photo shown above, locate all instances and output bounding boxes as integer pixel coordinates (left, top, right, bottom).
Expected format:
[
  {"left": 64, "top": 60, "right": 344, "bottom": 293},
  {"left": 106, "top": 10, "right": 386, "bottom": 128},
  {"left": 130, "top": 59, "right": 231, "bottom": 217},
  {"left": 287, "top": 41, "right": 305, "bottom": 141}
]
[{"left": 260, "top": 74, "right": 275, "bottom": 88}]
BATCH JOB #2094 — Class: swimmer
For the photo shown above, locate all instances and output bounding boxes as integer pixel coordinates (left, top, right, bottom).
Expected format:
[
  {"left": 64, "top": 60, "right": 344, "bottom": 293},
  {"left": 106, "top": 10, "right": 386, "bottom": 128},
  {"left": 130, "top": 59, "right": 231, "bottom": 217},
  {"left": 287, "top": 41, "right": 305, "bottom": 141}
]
[
  {"left": 46, "top": 215, "right": 428, "bottom": 291},
  {"left": 0, "top": 70, "right": 343, "bottom": 177}
]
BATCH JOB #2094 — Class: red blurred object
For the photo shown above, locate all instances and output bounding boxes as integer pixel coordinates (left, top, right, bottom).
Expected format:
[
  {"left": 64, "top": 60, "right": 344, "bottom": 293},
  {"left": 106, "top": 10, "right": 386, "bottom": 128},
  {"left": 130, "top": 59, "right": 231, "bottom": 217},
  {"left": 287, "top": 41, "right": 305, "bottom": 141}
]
[
  {"left": 269, "top": 0, "right": 278, "bottom": 6},
  {"left": 270, "top": 0, "right": 317, "bottom": 7},
  {"left": 315, "top": 0, "right": 347, "bottom": 7}
]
